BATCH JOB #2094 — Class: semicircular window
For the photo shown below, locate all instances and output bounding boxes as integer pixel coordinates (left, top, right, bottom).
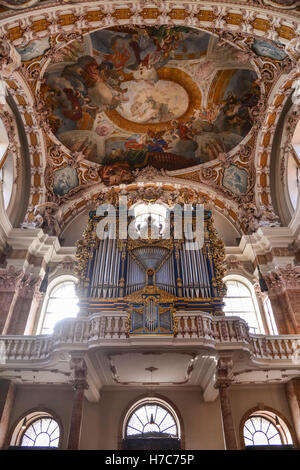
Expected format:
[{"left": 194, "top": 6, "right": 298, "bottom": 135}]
[
  {"left": 20, "top": 417, "right": 60, "bottom": 448},
  {"left": 126, "top": 403, "right": 178, "bottom": 438},
  {"left": 243, "top": 415, "right": 282, "bottom": 446}
]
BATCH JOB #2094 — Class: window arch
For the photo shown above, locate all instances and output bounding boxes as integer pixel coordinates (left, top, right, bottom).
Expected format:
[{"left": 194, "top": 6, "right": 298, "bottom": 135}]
[
  {"left": 38, "top": 276, "right": 79, "bottom": 334},
  {"left": 126, "top": 403, "right": 178, "bottom": 438},
  {"left": 223, "top": 275, "right": 264, "bottom": 334},
  {"left": 131, "top": 202, "right": 169, "bottom": 239},
  {"left": 241, "top": 409, "right": 293, "bottom": 448},
  {"left": 10, "top": 411, "right": 62, "bottom": 448},
  {"left": 123, "top": 397, "right": 181, "bottom": 441}
]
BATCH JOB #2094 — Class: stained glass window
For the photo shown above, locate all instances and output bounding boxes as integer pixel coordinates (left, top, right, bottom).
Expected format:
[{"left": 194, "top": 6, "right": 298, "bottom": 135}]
[
  {"left": 20, "top": 417, "right": 60, "bottom": 448},
  {"left": 243, "top": 416, "right": 282, "bottom": 446},
  {"left": 41, "top": 281, "right": 79, "bottom": 334},
  {"left": 126, "top": 403, "right": 178, "bottom": 437}
]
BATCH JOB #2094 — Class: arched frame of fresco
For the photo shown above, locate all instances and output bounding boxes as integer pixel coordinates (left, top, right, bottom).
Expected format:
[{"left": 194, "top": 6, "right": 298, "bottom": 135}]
[
  {"left": 0, "top": 1, "right": 299, "bottom": 225},
  {"left": 55, "top": 180, "right": 251, "bottom": 238}
]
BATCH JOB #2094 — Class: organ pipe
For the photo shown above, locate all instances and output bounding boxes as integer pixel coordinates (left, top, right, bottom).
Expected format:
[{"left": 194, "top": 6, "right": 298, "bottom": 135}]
[{"left": 77, "top": 206, "right": 225, "bottom": 312}]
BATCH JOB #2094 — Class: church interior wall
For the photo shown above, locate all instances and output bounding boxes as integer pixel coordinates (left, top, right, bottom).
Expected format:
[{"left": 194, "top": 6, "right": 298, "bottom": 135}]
[
  {"left": 5, "top": 384, "right": 297, "bottom": 450},
  {"left": 230, "top": 384, "right": 296, "bottom": 449},
  {"left": 81, "top": 389, "right": 225, "bottom": 450},
  {"left": 7, "top": 385, "right": 73, "bottom": 449}
]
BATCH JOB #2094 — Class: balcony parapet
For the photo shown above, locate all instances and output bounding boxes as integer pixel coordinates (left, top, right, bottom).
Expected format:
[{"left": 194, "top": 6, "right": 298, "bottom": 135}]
[{"left": 0, "top": 311, "right": 299, "bottom": 365}]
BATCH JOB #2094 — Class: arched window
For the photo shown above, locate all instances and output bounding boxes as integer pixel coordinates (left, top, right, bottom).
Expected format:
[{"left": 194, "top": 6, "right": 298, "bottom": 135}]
[
  {"left": 243, "top": 411, "right": 293, "bottom": 448},
  {"left": 122, "top": 398, "right": 181, "bottom": 450},
  {"left": 223, "top": 276, "right": 264, "bottom": 334},
  {"left": 10, "top": 411, "right": 62, "bottom": 448},
  {"left": 132, "top": 202, "right": 169, "bottom": 239},
  {"left": 126, "top": 403, "right": 178, "bottom": 437},
  {"left": 20, "top": 417, "right": 60, "bottom": 447},
  {"left": 38, "top": 277, "right": 79, "bottom": 334}
]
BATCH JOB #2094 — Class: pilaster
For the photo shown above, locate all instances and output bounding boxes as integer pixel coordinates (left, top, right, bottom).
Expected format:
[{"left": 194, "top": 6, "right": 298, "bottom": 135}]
[
  {"left": 214, "top": 355, "right": 238, "bottom": 450},
  {"left": 67, "top": 358, "right": 89, "bottom": 450}
]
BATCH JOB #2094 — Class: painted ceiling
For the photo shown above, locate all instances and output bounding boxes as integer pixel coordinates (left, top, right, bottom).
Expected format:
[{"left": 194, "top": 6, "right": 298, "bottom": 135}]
[
  {"left": 40, "top": 26, "right": 262, "bottom": 191},
  {"left": 34, "top": 25, "right": 286, "bottom": 195},
  {"left": 1, "top": 1, "right": 299, "bottom": 234}
]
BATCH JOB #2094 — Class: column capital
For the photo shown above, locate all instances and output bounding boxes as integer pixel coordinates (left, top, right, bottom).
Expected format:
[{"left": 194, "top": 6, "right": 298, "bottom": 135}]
[
  {"left": 70, "top": 357, "right": 89, "bottom": 391},
  {"left": 215, "top": 355, "right": 234, "bottom": 389},
  {"left": 18, "top": 275, "right": 42, "bottom": 299},
  {"left": 265, "top": 264, "right": 300, "bottom": 293},
  {"left": 0, "top": 266, "right": 24, "bottom": 292}
]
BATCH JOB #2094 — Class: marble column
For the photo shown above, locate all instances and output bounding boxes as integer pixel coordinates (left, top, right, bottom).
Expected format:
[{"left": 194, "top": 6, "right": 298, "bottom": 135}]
[
  {"left": 215, "top": 356, "right": 238, "bottom": 450},
  {"left": 67, "top": 358, "right": 88, "bottom": 450},
  {"left": 0, "top": 379, "right": 16, "bottom": 449},
  {"left": 285, "top": 378, "right": 300, "bottom": 448}
]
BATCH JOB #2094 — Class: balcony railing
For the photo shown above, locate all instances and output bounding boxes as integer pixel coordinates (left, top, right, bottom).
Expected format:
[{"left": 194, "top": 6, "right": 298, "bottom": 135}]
[{"left": 0, "top": 312, "right": 299, "bottom": 364}]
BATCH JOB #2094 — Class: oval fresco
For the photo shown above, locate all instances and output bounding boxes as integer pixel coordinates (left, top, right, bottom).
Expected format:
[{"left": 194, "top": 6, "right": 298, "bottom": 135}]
[
  {"left": 42, "top": 26, "right": 260, "bottom": 189},
  {"left": 116, "top": 80, "right": 189, "bottom": 124}
]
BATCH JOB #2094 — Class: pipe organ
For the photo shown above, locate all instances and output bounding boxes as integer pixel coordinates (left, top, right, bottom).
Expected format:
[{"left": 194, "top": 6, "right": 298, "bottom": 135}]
[{"left": 75, "top": 189, "right": 226, "bottom": 336}]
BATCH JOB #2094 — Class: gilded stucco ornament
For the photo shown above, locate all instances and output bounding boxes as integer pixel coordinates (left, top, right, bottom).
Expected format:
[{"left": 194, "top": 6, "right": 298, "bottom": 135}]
[
  {"left": 74, "top": 216, "right": 97, "bottom": 288},
  {"left": 96, "top": 185, "right": 208, "bottom": 209},
  {"left": 207, "top": 217, "right": 227, "bottom": 299}
]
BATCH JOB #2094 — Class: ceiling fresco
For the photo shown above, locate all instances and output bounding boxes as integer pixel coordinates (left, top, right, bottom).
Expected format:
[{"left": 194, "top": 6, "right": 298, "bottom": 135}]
[{"left": 40, "top": 26, "right": 261, "bottom": 189}]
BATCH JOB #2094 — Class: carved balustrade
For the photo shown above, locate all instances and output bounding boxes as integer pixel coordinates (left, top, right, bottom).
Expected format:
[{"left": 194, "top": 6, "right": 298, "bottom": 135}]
[{"left": 0, "top": 312, "right": 299, "bottom": 364}]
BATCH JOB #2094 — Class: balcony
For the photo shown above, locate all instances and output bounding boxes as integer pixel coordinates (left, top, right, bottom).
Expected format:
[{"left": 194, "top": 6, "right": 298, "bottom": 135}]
[
  {"left": 0, "top": 311, "right": 299, "bottom": 363},
  {"left": 0, "top": 312, "right": 299, "bottom": 402}
]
